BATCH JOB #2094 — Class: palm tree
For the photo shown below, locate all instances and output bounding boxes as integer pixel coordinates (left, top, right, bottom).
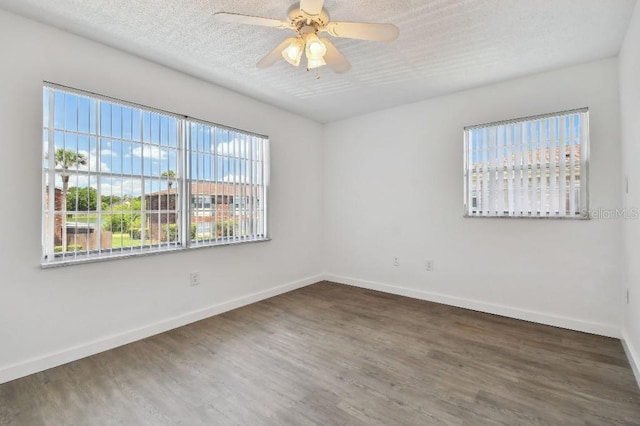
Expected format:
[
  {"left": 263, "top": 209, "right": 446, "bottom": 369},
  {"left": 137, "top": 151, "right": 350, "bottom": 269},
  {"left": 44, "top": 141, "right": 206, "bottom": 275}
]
[
  {"left": 53, "top": 148, "right": 87, "bottom": 251},
  {"left": 161, "top": 169, "right": 177, "bottom": 190}
]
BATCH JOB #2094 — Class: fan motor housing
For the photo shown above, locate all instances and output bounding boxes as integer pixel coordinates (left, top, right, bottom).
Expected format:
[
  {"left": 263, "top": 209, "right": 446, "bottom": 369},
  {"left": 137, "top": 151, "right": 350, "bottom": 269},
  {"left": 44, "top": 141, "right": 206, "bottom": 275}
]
[{"left": 287, "top": 4, "right": 330, "bottom": 29}]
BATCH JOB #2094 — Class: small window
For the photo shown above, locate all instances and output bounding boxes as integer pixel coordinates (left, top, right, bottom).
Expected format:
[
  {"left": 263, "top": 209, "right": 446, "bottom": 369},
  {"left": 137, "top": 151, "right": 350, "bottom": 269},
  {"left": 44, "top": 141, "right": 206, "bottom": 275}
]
[
  {"left": 42, "top": 84, "right": 269, "bottom": 266},
  {"left": 192, "top": 196, "right": 212, "bottom": 209},
  {"left": 464, "top": 108, "right": 589, "bottom": 218}
]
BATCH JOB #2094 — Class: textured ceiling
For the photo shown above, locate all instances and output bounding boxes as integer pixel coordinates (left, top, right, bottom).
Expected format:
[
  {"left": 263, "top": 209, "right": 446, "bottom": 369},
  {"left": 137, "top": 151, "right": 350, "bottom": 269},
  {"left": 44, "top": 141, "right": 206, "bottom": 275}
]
[{"left": 0, "top": 0, "right": 636, "bottom": 122}]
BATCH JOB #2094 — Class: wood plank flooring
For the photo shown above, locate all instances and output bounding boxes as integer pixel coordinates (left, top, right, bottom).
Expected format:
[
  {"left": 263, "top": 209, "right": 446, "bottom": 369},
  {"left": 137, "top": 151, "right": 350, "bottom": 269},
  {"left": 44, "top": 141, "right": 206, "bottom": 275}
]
[{"left": 1, "top": 281, "right": 639, "bottom": 425}]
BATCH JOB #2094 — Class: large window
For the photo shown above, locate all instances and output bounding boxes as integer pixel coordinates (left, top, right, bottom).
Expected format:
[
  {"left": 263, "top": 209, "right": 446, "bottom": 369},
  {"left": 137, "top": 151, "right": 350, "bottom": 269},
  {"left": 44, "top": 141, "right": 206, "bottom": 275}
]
[
  {"left": 464, "top": 108, "right": 589, "bottom": 218},
  {"left": 42, "top": 84, "right": 269, "bottom": 266}
]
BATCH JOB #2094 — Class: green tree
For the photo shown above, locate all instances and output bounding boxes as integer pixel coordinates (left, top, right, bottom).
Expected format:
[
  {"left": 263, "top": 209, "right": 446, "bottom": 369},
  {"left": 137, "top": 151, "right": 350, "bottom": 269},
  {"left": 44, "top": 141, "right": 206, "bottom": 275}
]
[
  {"left": 102, "top": 198, "right": 142, "bottom": 234},
  {"left": 161, "top": 170, "right": 177, "bottom": 190},
  {"left": 53, "top": 148, "right": 87, "bottom": 252},
  {"left": 101, "top": 194, "right": 122, "bottom": 208},
  {"left": 67, "top": 187, "right": 98, "bottom": 211},
  {"left": 103, "top": 213, "right": 132, "bottom": 233}
]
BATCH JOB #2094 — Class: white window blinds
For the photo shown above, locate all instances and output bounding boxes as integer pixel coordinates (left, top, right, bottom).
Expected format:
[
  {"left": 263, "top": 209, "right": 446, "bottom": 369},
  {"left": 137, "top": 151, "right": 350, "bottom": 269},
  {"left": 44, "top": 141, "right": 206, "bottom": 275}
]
[
  {"left": 464, "top": 108, "right": 589, "bottom": 218},
  {"left": 187, "top": 120, "right": 268, "bottom": 247},
  {"left": 42, "top": 84, "right": 269, "bottom": 266}
]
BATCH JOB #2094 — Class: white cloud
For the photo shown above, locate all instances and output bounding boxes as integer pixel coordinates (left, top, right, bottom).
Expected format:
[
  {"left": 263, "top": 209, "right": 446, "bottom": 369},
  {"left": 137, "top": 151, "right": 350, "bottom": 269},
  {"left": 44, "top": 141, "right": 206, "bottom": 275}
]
[
  {"left": 75, "top": 149, "right": 110, "bottom": 173},
  {"left": 100, "top": 178, "right": 143, "bottom": 198},
  {"left": 101, "top": 149, "right": 118, "bottom": 158},
  {"left": 53, "top": 175, "right": 145, "bottom": 198},
  {"left": 132, "top": 145, "right": 168, "bottom": 161},
  {"left": 214, "top": 139, "right": 255, "bottom": 159}
]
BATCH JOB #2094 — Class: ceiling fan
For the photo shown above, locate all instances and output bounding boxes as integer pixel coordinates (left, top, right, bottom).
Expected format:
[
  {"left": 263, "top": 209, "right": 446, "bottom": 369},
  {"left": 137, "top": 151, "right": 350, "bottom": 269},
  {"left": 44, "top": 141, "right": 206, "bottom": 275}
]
[{"left": 213, "top": 0, "right": 400, "bottom": 73}]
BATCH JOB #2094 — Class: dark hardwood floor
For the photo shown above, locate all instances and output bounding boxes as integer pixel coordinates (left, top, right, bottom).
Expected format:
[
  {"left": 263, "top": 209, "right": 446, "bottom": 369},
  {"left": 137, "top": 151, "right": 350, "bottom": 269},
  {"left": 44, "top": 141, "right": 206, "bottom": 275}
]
[{"left": 1, "top": 281, "right": 639, "bottom": 425}]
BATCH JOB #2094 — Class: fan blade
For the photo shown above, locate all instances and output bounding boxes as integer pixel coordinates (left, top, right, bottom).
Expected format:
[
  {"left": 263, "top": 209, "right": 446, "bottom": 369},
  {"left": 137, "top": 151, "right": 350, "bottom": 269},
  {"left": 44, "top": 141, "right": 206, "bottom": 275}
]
[
  {"left": 320, "top": 38, "right": 351, "bottom": 73},
  {"left": 213, "top": 12, "right": 290, "bottom": 29},
  {"left": 257, "top": 37, "right": 297, "bottom": 69},
  {"left": 325, "top": 22, "right": 399, "bottom": 42},
  {"left": 300, "top": 0, "right": 325, "bottom": 17}
]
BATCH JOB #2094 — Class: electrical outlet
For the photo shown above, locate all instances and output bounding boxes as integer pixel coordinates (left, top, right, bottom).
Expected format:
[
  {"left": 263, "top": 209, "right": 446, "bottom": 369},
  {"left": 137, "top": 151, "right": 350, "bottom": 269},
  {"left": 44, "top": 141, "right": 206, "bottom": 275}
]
[
  {"left": 425, "top": 260, "right": 433, "bottom": 272},
  {"left": 393, "top": 257, "right": 400, "bottom": 267},
  {"left": 190, "top": 271, "right": 201, "bottom": 287}
]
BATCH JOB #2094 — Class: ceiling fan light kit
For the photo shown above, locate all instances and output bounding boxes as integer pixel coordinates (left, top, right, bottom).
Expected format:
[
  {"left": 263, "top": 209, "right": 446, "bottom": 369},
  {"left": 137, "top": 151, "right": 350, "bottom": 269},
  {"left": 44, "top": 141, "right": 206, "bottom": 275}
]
[{"left": 214, "top": 0, "right": 399, "bottom": 74}]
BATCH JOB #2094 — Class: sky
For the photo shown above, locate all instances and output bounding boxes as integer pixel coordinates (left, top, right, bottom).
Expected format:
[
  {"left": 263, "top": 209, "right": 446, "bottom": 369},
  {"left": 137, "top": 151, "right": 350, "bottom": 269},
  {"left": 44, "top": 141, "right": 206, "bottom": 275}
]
[
  {"left": 43, "top": 88, "right": 266, "bottom": 198},
  {"left": 468, "top": 114, "right": 583, "bottom": 165}
]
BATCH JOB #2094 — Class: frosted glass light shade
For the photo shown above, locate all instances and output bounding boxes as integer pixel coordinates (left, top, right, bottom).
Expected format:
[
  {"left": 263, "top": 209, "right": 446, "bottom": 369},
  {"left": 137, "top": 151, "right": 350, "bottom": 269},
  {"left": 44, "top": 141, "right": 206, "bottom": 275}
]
[
  {"left": 282, "top": 38, "right": 304, "bottom": 66},
  {"left": 304, "top": 33, "right": 327, "bottom": 60},
  {"left": 307, "top": 56, "right": 326, "bottom": 69}
]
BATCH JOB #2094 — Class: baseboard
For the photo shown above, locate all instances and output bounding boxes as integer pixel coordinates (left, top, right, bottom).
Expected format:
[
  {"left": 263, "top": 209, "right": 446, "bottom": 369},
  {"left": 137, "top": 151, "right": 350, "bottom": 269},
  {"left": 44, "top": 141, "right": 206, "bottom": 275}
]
[
  {"left": 621, "top": 329, "right": 640, "bottom": 390},
  {"left": 325, "top": 274, "right": 620, "bottom": 338},
  {"left": 1, "top": 273, "right": 623, "bottom": 385},
  {"left": 0, "top": 274, "right": 321, "bottom": 385}
]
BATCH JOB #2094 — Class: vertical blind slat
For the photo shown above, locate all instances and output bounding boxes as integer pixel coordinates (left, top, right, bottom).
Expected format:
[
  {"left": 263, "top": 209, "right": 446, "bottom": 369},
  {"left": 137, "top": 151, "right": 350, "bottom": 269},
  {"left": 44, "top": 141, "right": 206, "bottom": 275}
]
[
  {"left": 513, "top": 123, "right": 522, "bottom": 215},
  {"left": 482, "top": 128, "right": 489, "bottom": 215},
  {"left": 580, "top": 113, "right": 588, "bottom": 217},
  {"left": 531, "top": 121, "right": 538, "bottom": 215},
  {"left": 539, "top": 119, "right": 548, "bottom": 215},
  {"left": 465, "top": 131, "right": 472, "bottom": 214},
  {"left": 558, "top": 116, "right": 567, "bottom": 216},
  {"left": 505, "top": 124, "right": 514, "bottom": 216},
  {"left": 488, "top": 127, "right": 496, "bottom": 215},
  {"left": 549, "top": 117, "right": 558, "bottom": 215},
  {"left": 496, "top": 125, "right": 505, "bottom": 215},
  {"left": 520, "top": 122, "right": 529, "bottom": 215},
  {"left": 569, "top": 114, "right": 577, "bottom": 215}
]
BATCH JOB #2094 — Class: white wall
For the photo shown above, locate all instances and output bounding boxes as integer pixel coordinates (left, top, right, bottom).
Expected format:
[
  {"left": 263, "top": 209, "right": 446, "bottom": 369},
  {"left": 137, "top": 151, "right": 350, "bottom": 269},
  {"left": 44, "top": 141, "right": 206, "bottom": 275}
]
[
  {"left": 620, "top": 1, "right": 640, "bottom": 384},
  {"left": 0, "top": 5, "right": 634, "bottom": 386},
  {"left": 323, "top": 58, "right": 623, "bottom": 337},
  {"left": 0, "top": 10, "right": 324, "bottom": 383}
]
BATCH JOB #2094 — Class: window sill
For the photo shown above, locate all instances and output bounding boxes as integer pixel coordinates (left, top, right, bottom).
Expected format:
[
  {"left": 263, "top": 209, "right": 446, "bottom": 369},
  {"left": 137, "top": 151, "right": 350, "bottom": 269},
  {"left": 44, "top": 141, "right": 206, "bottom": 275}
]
[
  {"left": 463, "top": 214, "right": 590, "bottom": 220},
  {"left": 40, "top": 237, "right": 272, "bottom": 268}
]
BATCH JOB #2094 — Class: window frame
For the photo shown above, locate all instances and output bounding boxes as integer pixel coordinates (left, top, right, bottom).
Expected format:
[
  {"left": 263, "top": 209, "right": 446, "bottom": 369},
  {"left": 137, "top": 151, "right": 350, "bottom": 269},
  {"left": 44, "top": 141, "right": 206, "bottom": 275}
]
[
  {"left": 41, "top": 82, "right": 270, "bottom": 267},
  {"left": 463, "top": 108, "right": 590, "bottom": 219}
]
